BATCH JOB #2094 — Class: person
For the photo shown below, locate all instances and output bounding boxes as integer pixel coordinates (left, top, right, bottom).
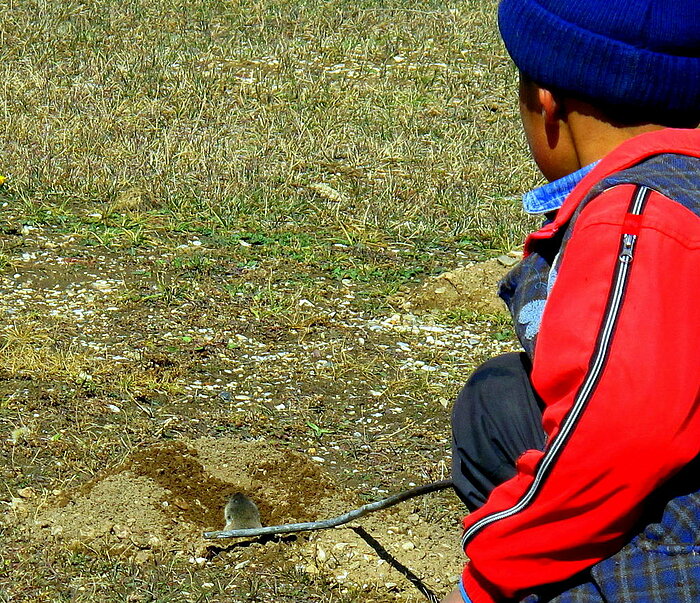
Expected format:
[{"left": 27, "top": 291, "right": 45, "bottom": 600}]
[{"left": 442, "top": 0, "right": 700, "bottom": 601}]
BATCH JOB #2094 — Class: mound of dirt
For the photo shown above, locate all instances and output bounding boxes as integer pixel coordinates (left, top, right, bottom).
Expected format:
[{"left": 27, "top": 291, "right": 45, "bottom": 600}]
[
  {"left": 402, "top": 257, "right": 518, "bottom": 315},
  {"left": 28, "top": 439, "right": 343, "bottom": 551},
  {"left": 13, "top": 437, "right": 464, "bottom": 600}
]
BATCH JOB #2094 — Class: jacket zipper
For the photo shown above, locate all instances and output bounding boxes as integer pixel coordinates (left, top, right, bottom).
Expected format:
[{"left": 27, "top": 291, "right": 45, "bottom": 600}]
[
  {"left": 619, "top": 234, "right": 635, "bottom": 263},
  {"left": 461, "top": 185, "right": 652, "bottom": 550}
]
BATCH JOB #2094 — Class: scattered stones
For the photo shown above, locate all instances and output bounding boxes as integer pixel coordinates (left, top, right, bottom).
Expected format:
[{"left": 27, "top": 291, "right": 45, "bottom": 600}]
[{"left": 14, "top": 436, "right": 464, "bottom": 600}]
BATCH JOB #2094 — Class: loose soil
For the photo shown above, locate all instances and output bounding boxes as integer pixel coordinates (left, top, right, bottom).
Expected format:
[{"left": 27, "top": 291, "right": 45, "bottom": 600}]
[
  {"left": 10, "top": 437, "right": 463, "bottom": 600},
  {"left": 402, "top": 258, "right": 514, "bottom": 315}
]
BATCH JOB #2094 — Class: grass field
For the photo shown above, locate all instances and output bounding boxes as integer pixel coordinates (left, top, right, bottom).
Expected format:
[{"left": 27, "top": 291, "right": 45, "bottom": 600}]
[{"left": 0, "top": 1, "right": 539, "bottom": 601}]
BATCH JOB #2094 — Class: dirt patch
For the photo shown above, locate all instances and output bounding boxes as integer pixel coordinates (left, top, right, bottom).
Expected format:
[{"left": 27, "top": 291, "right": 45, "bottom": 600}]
[
  {"left": 34, "top": 439, "right": 339, "bottom": 544},
  {"left": 401, "top": 258, "right": 516, "bottom": 315},
  {"left": 298, "top": 502, "right": 463, "bottom": 598},
  {"left": 11, "top": 437, "right": 464, "bottom": 600},
  {"left": 125, "top": 441, "right": 246, "bottom": 529},
  {"left": 196, "top": 437, "right": 344, "bottom": 526}
]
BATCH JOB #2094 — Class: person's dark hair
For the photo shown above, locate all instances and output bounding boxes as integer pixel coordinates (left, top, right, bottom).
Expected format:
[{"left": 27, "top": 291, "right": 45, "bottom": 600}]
[
  {"left": 522, "top": 72, "right": 700, "bottom": 130},
  {"left": 574, "top": 92, "right": 700, "bottom": 130}
]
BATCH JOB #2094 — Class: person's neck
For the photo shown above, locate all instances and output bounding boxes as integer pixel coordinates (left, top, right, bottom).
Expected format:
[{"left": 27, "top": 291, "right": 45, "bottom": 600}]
[{"left": 565, "top": 102, "right": 665, "bottom": 167}]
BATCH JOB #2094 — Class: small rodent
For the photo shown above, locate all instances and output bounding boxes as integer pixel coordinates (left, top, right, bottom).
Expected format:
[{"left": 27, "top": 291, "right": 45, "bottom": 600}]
[{"left": 224, "top": 493, "right": 262, "bottom": 531}]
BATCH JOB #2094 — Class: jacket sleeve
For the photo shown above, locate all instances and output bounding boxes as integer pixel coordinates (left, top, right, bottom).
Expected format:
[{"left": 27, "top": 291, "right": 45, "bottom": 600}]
[{"left": 460, "top": 184, "right": 700, "bottom": 603}]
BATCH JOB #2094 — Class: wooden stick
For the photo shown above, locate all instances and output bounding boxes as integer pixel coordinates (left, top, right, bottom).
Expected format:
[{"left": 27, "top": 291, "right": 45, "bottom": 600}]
[{"left": 203, "top": 479, "right": 453, "bottom": 539}]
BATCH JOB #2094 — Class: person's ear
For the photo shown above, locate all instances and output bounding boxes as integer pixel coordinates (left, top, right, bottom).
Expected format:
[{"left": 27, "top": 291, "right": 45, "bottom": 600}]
[{"left": 538, "top": 88, "right": 562, "bottom": 124}]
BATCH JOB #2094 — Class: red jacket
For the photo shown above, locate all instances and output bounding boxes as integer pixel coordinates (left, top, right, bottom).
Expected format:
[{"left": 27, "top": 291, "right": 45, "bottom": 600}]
[{"left": 461, "top": 128, "right": 700, "bottom": 602}]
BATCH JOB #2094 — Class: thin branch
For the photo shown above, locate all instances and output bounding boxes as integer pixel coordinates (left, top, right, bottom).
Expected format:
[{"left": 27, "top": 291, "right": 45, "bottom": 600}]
[{"left": 203, "top": 479, "right": 453, "bottom": 539}]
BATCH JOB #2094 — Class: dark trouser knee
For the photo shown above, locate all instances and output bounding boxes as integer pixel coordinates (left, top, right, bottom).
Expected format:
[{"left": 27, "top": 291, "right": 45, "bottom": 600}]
[{"left": 451, "top": 352, "right": 545, "bottom": 511}]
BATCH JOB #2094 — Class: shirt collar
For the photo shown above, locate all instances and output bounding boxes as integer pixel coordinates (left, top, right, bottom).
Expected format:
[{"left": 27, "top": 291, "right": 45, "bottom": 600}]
[{"left": 522, "top": 162, "right": 599, "bottom": 215}]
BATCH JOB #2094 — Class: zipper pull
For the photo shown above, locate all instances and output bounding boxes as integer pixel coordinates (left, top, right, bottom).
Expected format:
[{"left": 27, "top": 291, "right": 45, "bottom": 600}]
[{"left": 619, "top": 234, "right": 635, "bottom": 264}]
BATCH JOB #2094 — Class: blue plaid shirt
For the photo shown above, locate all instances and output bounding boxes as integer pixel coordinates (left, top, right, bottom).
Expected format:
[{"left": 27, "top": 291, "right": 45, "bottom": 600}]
[
  {"left": 521, "top": 488, "right": 700, "bottom": 603},
  {"left": 522, "top": 163, "right": 598, "bottom": 215}
]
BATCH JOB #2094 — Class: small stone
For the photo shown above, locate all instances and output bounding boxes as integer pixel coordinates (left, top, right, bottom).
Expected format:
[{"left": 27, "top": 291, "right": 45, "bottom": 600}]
[
  {"left": 316, "top": 547, "right": 327, "bottom": 563},
  {"left": 305, "top": 563, "right": 319, "bottom": 575},
  {"left": 133, "top": 551, "right": 153, "bottom": 564},
  {"left": 17, "top": 487, "right": 35, "bottom": 499},
  {"left": 497, "top": 254, "right": 520, "bottom": 267},
  {"left": 189, "top": 557, "right": 207, "bottom": 565},
  {"left": 401, "top": 541, "right": 415, "bottom": 551},
  {"left": 173, "top": 498, "right": 190, "bottom": 510}
]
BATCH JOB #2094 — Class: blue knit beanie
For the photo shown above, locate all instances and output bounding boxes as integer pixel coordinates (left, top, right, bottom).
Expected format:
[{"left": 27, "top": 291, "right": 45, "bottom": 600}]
[{"left": 498, "top": 0, "right": 700, "bottom": 114}]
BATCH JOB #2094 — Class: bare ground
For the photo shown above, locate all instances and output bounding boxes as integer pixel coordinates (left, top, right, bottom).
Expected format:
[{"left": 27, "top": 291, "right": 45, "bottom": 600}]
[{"left": 0, "top": 218, "right": 518, "bottom": 602}]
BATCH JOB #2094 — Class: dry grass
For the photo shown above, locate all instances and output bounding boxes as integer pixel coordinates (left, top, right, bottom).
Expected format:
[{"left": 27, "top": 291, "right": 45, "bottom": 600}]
[{"left": 1, "top": 0, "right": 538, "bottom": 250}]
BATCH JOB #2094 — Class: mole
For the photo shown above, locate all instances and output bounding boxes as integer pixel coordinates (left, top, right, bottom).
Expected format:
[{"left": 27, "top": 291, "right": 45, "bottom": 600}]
[{"left": 224, "top": 493, "right": 262, "bottom": 531}]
